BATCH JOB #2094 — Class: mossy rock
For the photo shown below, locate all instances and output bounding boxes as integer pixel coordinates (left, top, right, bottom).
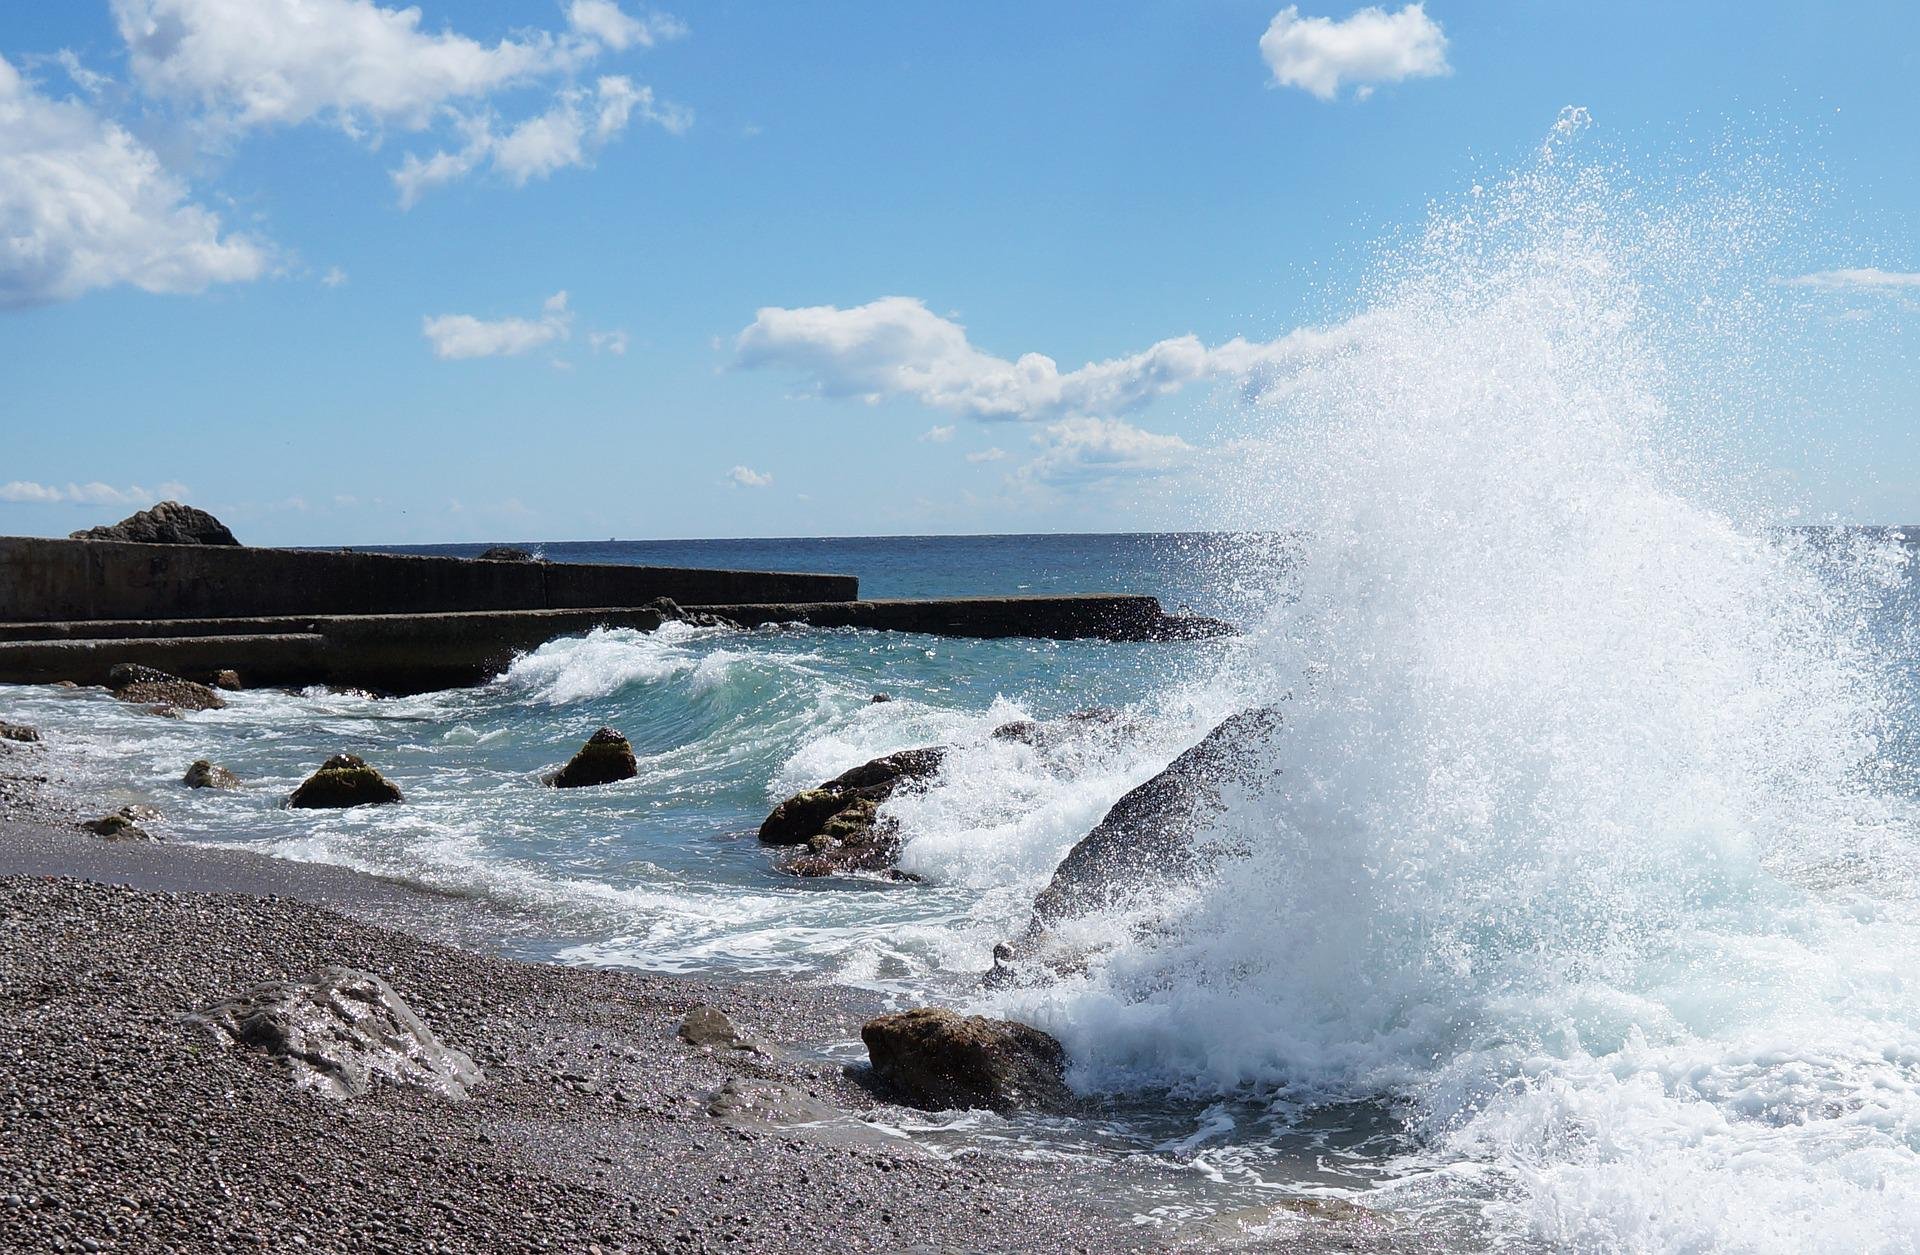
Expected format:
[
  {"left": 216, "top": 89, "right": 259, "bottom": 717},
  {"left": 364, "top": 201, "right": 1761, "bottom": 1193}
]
[
  {"left": 548, "top": 728, "right": 638, "bottom": 789},
  {"left": 287, "top": 753, "right": 402, "bottom": 809}
]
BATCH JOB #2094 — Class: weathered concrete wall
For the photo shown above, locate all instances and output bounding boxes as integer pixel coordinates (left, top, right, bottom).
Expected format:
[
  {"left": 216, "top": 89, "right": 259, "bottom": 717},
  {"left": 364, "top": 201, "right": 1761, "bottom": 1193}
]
[
  {"left": 691, "top": 595, "right": 1233, "bottom": 642},
  {"left": 0, "top": 608, "right": 669, "bottom": 693},
  {"left": 0, "top": 537, "right": 856, "bottom": 623}
]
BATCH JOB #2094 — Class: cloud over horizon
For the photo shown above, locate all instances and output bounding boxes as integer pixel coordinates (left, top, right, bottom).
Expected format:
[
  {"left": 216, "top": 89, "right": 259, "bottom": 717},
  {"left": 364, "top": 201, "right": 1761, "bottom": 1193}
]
[
  {"left": 0, "top": 478, "right": 191, "bottom": 506},
  {"left": 733, "top": 294, "right": 1360, "bottom": 423},
  {"left": 1259, "top": 3, "right": 1449, "bottom": 101}
]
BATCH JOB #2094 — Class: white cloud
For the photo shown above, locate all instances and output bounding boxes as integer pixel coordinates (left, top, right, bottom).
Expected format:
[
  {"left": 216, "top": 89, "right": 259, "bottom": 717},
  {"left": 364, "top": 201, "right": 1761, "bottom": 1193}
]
[
  {"left": 734, "top": 295, "right": 1360, "bottom": 422},
  {"left": 320, "top": 264, "right": 347, "bottom": 287},
  {"left": 0, "top": 479, "right": 190, "bottom": 505},
  {"left": 114, "top": 0, "right": 575, "bottom": 132},
  {"left": 1016, "top": 418, "right": 1193, "bottom": 486},
  {"left": 920, "top": 424, "right": 956, "bottom": 443},
  {"left": 567, "top": 0, "right": 685, "bottom": 52},
  {"left": 1785, "top": 268, "right": 1920, "bottom": 293},
  {"left": 392, "top": 75, "right": 686, "bottom": 207},
  {"left": 728, "top": 465, "right": 773, "bottom": 488},
  {"left": 0, "top": 54, "right": 265, "bottom": 307},
  {"left": 589, "top": 328, "right": 629, "bottom": 355},
  {"left": 423, "top": 290, "right": 572, "bottom": 359},
  {"left": 1259, "top": 3, "right": 1449, "bottom": 101},
  {"left": 966, "top": 447, "right": 1007, "bottom": 463}
]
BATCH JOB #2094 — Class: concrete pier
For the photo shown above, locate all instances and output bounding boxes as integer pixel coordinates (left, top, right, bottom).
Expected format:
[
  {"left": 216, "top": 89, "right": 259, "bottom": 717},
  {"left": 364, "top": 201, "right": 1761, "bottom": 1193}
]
[{"left": 0, "top": 536, "right": 1231, "bottom": 693}]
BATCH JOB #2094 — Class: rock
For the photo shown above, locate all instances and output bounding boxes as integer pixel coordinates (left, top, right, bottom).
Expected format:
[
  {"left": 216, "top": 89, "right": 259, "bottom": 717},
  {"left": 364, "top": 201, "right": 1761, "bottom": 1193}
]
[
  {"left": 870, "top": 693, "right": 892, "bottom": 703},
  {"left": 991, "top": 707, "right": 1130, "bottom": 750},
  {"left": 184, "top": 966, "right": 483, "bottom": 1099},
  {"left": 477, "top": 546, "right": 535, "bottom": 562},
  {"left": 0, "top": 721, "right": 40, "bottom": 743},
  {"left": 677, "top": 1005, "right": 741, "bottom": 1048},
  {"left": 106, "top": 663, "right": 225, "bottom": 713},
  {"left": 211, "top": 669, "right": 243, "bottom": 691},
  {"left": 644, "top": 597, "right": 736, "bottom": 629},
  {"left": 70, "top": 501, "right": 240, "bottom": 546},
  {"left": 988, "top": 708, "right": 1282, "bottom": 987},
  {"left": 287, "top": 754, "right": 403, "bottom": 809},
  {"left": 548, "top": 728, "right": 638, "bottom": 789},
  {"left": 182, "top": 759, "right": 241, "bottom": 790},
  {"left": 79, "top": 808, "right": 158, "bottom": 841},
  {"left": 757, "top": 747, "right": 946, "bottom": 876},
  {"left": 861, "top": 1008, "right": 1072, "bottom": 1114}
]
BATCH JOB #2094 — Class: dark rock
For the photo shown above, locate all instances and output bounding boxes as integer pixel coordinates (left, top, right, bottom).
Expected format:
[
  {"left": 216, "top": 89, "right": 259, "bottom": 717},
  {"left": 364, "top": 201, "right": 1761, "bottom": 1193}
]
[
  {"left": 644, "top": 597, "right": 737, "bottom": 629},
  {"left": 0, "top": 721, "right": 40, "bottom": 743},
  {"left": 870, "top": 693, "right": 892, "bottom": 703},
  {"left": 184, "top": 966, "right": 483, "bottom": 1099},
  {"left": 757, "top": 747, "right": 946, "bottom": 877},
  {"left": 677, "top": 1005, "right": 741, "bottom": 1048},
  {"left": 70, "top": 501, "right": 240, "bottom": 546},
  {"left": 477, "top": 546, "right": 535, "bottom": 562},
  {"left": 861, "top": 1007, "right": 1072, "bottom": 1114},
  {"left": 287, "top": 754, "right": 403, "bottom": 809},
  {"left": 106, "top": 663, "right": 225, "bottom": 713},
  {"left": 183, "top": 759, "right": 241, "bottom": 790},
  {"left": 79, "top": 808, "right": 158, "bottom": 841},
  {"left": 991, "top": 708, "right": 1133, "bottom": 751},
  {"left": 989, "top": 708, "right": 1282, "bottom": 987},
  {"left": 211, "top": 669, "right": 243, "bottom": 691},
  {"left": 548, "top": 727, "right": 638, "bottom": 789}
]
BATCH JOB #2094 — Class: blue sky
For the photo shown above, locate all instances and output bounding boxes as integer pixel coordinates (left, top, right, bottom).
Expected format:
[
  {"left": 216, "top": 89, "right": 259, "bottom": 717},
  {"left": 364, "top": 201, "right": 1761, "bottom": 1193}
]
[{"left": 1, "top": 0, "right": 1915, "bottom": 544}]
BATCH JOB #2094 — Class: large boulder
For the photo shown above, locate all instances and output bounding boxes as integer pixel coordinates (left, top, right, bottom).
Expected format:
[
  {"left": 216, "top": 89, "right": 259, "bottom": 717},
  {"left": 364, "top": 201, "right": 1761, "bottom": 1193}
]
[
  {"left": 107, "top": 663, "right": 226, "bottom": 713},
  {"left": 183, "top": 759, "right": 241, "bottom": 789},
  {"left": 71, "top": 500, "right": 240, "bottom": 546},
  {"left": 758, "top": 747, "right": 946, "bottom": 877},
  {"left": 185, "top": 966, "right": 482, "bottom": 1099},
  {"left": 548, "top": 727, "right": 638, "bottom": 788},
  {"left": 287, "top": 754, "right": 403, "bottom": 809},
  {"left": 988, "top": 708, "right": 1282, "bottom": 987},
  {"left": 861, "top": 1007, "right": 1072, "bottom": 1114}
]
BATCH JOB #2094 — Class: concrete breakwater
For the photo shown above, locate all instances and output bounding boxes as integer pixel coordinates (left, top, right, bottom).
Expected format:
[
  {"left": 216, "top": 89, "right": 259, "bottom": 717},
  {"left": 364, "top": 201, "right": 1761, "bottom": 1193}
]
[{"left": 0, "top": 536, "right": 1228, "bottom": 693}]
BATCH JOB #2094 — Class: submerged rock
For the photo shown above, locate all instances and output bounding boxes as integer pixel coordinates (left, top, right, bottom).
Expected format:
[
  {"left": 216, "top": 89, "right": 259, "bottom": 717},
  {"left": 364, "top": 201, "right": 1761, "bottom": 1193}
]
[
  {"left": 287, "top": 754, "right": 403, "bottom": 809},
  {"left": 988, "top": 707, "right": 1283, "bottom": 987},
  {"left": 758, "top": 747, "right": 946, "bottom": 877},
  {"left": 185, "top": 966, "right": 482, "bottom": 1099},
  {"left": 183, "top": 759, "right": 241, "bottom": 790},
  {"left": 861, "top": 1007, "right": 1072, "bottom": 1114},
  {"left": 477, "top": 545, "right": 535, "bottom": 562},
  {"left": 644, "top": 596, "right": 737, "bottom": 629},
  {"left": 107, "top": 663, "right": 226, "bottom": 713},
  {"left": 0, "top": 721, "right": 40, "bottom": 743},
  {"left": 71, "top": 500, "right": 240, "bottom": 546},
  {"left": 548, "top": 727, "right": 638, "bottom": 789}
]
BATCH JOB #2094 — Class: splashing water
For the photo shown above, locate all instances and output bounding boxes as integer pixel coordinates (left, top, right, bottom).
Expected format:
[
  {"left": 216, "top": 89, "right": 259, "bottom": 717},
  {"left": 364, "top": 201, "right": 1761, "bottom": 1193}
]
[{"left": 1004, "top": 116, "right": 1920, "bottom": 1249}]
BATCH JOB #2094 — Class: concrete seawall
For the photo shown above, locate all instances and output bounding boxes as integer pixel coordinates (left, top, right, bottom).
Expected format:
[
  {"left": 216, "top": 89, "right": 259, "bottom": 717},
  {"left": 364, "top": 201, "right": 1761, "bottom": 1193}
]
[{"left": 0, "top": 536, "right": 856, "bottom": 623}]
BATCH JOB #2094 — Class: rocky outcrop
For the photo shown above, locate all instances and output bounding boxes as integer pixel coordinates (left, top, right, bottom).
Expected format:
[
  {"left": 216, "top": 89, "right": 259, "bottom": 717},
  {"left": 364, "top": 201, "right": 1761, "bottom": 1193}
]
[
  {"left": 287, "top": 754, "right": 403, "bottom": 809},
  {"left": 183, "top": 759, "right": 241, "bottom": 789},
  {"left": 71, "top": 501, "right": 240, "bottom": 546},
  {"left": 645, "top": 597, "right": 737, "bottom": 630},
  {"left": 548, "top": 727, "right": 638, "bottom": 789},
  {"left": 212, "top": 669, "right": 243, "bottom": 691},
  {"left": 861, "top": 1007, "right": 1072, "bottom": 1114},
  {"left": 184, "top": 966, "right": 483, "bottom": 1099},
  {"left": 107, "top": 663, "right": 226, "bottom": 713},
  {"left": 758, "top": 747, "right": 946, "bottom": 877},
  {"left": 988, "top": 708, "right": 1282, "bottom": 987},
  {"left": 80, "top": 806, "right": 160, "bottom": 841},
  {"left": 0, "top": 721, "right": 39, "bottom": 743},
  {"left": 477, "top": 546, "right": 535, "bottom": 562}
]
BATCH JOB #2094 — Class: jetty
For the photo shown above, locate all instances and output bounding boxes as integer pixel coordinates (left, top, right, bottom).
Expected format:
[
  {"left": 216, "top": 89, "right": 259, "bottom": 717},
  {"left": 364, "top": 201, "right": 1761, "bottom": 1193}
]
[{"left": 0, "top": 536, "right": 1227, "bottom": 694}]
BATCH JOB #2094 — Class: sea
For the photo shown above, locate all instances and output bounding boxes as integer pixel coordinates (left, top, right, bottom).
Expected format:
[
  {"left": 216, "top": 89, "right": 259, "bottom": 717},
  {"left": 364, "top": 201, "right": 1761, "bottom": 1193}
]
[{"left": 11, "top": 115, "right": 1920, "bottom": 1249}]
